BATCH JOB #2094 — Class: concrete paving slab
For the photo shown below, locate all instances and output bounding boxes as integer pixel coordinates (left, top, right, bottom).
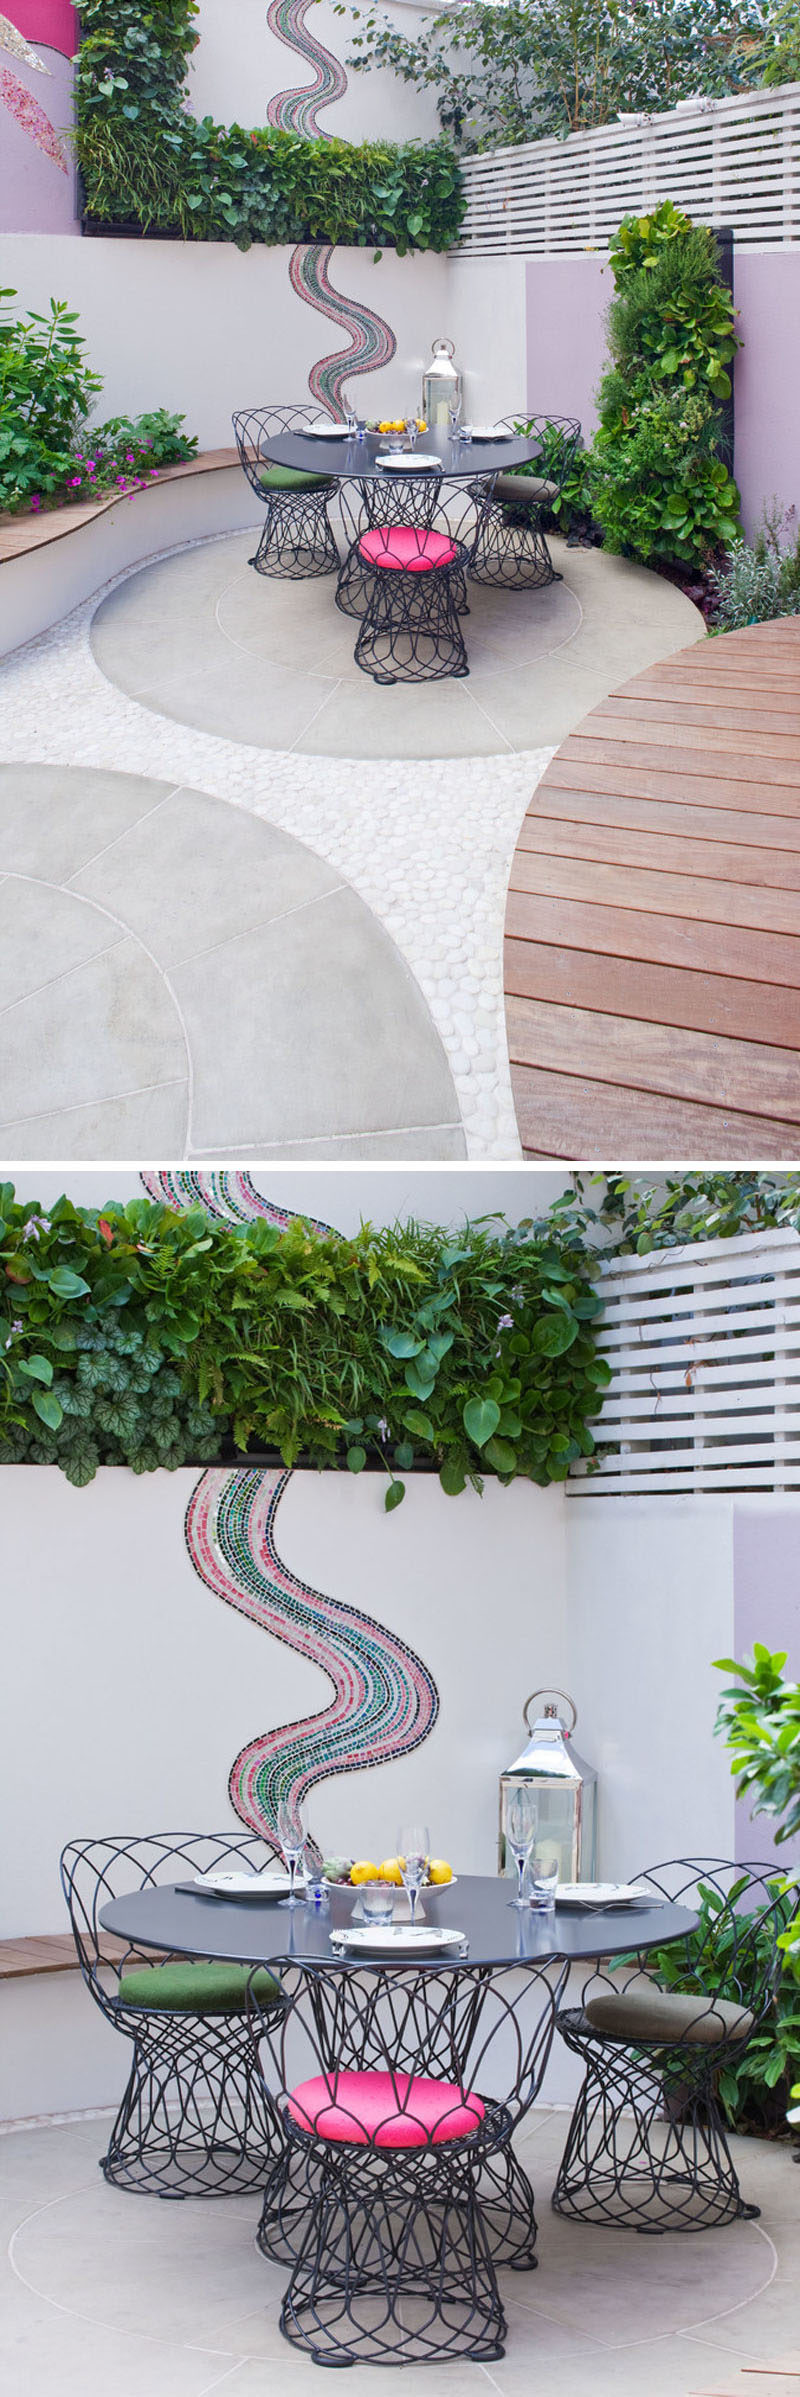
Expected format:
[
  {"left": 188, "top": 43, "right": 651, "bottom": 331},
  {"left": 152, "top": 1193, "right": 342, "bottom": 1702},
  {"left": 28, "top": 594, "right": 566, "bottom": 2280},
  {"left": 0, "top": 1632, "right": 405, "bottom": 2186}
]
[
  {"left": 0, "top": 765, "right": 182, "bottom": 884},
  {"left": 70, "top": 785, "right": 343, "bottom": 969},
  {"left": 0, "top": 1080, "right": 188, "bottom": 1160},
  {"left": 172, "top": 882, "right": 459, "bottom": 1149},
  {"left": 0, "top": 877, "right": 124, "bottom": 1012},
  {"left": 0, "top": 932, "right": 186, "bottom": 1127}
]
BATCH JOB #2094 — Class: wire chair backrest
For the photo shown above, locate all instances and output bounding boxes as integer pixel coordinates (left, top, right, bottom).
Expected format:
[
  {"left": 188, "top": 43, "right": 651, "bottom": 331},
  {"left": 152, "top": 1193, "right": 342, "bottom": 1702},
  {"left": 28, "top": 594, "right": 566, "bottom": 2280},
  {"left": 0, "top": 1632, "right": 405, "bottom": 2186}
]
[
  {"left": 60, "top": 1830, "right": 274, "bottom": 2010},
  {"left": 581, "top": 1856, "right": 795, "bottom": 2037},
  {"left": 248, "top": 1955, "right": 569, "bottom": 2142},
  {"left": 232, "top": 404, "right": 333, "bottom": 495},
  {"left": 500, "top": 412, "right": 582, "bottom": 496}
]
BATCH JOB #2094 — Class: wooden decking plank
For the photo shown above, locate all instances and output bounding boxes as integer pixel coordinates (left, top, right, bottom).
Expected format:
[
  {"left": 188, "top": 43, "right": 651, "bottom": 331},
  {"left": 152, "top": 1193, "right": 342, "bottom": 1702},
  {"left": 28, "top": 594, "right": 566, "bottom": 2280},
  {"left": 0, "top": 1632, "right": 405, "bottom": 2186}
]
[
  {"left": 507, "top": 1066, "right": 800, "bottom": 1161},
  {"left": 508, "top": 850, "right": 800, "bottom": 936},
  {"left": 505, "top": 888, "right": 800, "bottom": 986},
  {"left": 505, "top": 619, "right": 800, "bottom": 1157},
  {"left": 525, "top": 788, "right": 800, "bottom": 852},
  {"left": 544, "top": 757, "right": 800, "bottom": 814},
  {"left": 560, "top": 734, "right": 800, "bottom": 790},
  {"left": 579, "top": 714, "right": 800, "bottom": 763},
  {"left": 504, "top": 934, "right": 800, "bottom": 1049},
  {"left": 505, "top": 996, "right": 800, "bottom": 1122},
  {"left": 515, "top": 815, "right": 800, "bottom": 892}
]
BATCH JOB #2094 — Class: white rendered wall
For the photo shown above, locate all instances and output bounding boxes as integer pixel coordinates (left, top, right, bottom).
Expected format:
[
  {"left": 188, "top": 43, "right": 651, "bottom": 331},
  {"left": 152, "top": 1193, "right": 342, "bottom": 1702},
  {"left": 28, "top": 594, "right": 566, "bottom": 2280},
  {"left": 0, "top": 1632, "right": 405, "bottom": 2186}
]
[
  {"left": 446, "top": 257, "right": 529, "bottom": 422},
  {"left": 565, "top": 1496, "right": 737, "bottom": 1880},
  {"left": 0, "top": 234, "right": 450, "bottom": 439}
]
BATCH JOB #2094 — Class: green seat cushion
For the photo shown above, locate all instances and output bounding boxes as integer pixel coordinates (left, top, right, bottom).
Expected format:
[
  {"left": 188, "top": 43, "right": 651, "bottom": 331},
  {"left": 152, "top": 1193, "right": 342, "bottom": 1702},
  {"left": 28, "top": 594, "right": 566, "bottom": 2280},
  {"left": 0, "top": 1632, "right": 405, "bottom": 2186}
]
[
  {"left": 118, "top": 1959, "right": 281, "bottom": 2015},
  {"left": 585, "top": 1975, "right": 754, "bottom": 2049},
  {"left": 258, "top": 465, "right": 330, "bottom": 493}
]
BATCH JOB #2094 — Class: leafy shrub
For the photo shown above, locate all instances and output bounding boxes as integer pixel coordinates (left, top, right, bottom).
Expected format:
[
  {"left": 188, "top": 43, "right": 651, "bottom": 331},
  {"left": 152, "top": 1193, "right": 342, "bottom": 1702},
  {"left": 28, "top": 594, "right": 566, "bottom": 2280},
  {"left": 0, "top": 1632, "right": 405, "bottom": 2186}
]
[
  {"left": 343, "top": 0, "right": 765, "bottom": 152},
  {"left": 709, "top": 502, "right": 800, "bottom": 629},
  {"left": 0, "top": 1187, "right": 609, "bottom": 1500},
  {"left": 591, "top": 206, "right": 741, "bottom": 565},
  {"left": 60, "top": 410, "right": 197, "bottom": 507},
  {"left": 75, "top": 0, "right": 464, "bottom": 249},
  {"left": 510, "top": 419, "right": 598, "bottom": 536},
  {"left": 0, "top": 290, "right": 102, "bottom": 513}
]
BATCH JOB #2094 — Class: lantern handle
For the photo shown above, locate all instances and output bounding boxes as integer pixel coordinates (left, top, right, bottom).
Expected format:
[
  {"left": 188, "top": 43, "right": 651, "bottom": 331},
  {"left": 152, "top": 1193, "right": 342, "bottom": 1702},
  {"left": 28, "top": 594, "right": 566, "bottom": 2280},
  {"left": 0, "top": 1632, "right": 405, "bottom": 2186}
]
[
  {"left": 523, "top": 1688, "right": 577, "bottom": 1735},
  {"left": 432, "top": 336, "right": 455, "bottom": 358}
]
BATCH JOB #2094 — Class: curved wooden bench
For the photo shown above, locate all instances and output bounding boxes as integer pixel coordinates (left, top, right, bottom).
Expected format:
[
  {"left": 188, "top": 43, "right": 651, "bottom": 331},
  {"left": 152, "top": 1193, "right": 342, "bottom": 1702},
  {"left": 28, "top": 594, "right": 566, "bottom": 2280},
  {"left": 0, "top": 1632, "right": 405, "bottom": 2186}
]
[
  {"left": 0, "top": 448, "right": 239, "bottom": 563},
  {"left": 504, "top": 617, "right": 800, "bottom": 1159}
]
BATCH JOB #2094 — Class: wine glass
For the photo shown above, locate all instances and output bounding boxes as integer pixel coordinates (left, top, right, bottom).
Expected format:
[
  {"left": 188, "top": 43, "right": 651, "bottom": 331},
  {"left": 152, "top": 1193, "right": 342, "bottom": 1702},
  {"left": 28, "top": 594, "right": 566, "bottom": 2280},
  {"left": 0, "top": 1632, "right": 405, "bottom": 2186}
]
[
  {"left": 276, "top": 1797, "right": 306, "bottom": 1907},
  {"left": 506, "top": 1787, "right": 537, "bottom": 1908},
  {"left": 448, "top": 400, "right": 461, "bottom": 441},
  {"left": 398, "top": 1821, "right": 430, "bottom": 1930}
]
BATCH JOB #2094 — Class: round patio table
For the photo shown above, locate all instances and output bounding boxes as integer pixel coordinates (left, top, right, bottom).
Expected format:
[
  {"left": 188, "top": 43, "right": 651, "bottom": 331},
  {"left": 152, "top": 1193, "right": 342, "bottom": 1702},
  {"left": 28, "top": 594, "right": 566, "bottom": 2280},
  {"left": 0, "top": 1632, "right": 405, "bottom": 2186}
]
[
  {"left": 100, "top": 1870, "right": 696, "bottom": 1972},
  {"left": 259, "top": 426, "right": 543, "bottom": 485},
  {"left": 100, "top": 1876, "right": 697, "bottom": 2364}
]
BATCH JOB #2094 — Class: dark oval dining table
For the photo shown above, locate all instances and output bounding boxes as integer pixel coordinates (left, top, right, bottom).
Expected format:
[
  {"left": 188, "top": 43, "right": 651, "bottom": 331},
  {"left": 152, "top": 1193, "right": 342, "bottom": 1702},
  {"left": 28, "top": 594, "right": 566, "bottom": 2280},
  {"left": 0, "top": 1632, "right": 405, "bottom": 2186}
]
[
  {"left": 259, "top": 426, "right": 544, "bottom": 486},
  {"left": 100, "top": 1870, "right": 697, "bottom": 1973}
]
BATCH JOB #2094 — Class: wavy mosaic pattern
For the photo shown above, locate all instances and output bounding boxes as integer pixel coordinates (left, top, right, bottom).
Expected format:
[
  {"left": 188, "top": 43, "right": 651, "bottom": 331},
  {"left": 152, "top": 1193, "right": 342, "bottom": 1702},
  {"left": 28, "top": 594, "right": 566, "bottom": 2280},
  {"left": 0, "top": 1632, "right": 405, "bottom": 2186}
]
[
  {"left": 0, "top": 61, "right": 66, "bottom": 163},
  {"left": 265, "top": 0, "right": 396, "bottom": 417},
  {"left": 0, "top": 13, "right": 49, "bottom": 71},
  {"left": 290, "top": 241, "right": 397, "bottom": 419},
  {"left": 140, "top": 1168, "right": 330, "bottom": 1235},
  {"left": 185, "top": 1466, "right": 440, "bottom": 1843},
  {"left": 266, "top": 0, "right": 346, "bottom": 136}
]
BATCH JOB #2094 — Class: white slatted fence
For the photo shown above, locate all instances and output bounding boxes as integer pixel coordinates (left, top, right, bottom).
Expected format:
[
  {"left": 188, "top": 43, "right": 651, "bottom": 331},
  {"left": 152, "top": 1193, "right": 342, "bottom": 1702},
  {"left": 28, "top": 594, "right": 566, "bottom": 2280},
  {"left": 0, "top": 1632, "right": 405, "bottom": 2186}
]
[
  {"left": 568, "top": 1228, "right": 800, "bottom": 1497},
  {"left": 456, "top": 81, "right": 800, "bottom": 254}
]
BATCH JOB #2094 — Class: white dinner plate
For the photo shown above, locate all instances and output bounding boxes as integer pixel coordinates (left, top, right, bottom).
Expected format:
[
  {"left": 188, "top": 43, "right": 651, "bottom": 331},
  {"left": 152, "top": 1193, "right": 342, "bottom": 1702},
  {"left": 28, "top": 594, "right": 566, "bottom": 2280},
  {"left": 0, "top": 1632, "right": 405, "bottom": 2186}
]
[
  {"left": 555, "top": 1883, "right": 658, "bottom": 1908},
  {"left": 468, "top": 426, "right": 513, "bottom": 440},
  {"left": 189, "top": 1870, "right": 306, "bottom": 1898},
  {"left": 330, "top": 1924, "right": 466, "bottom": 1955},
  {"left": 300, "top": 423, "right": 351, "bottom": 437},
  {"left": 376, "top": 453, "right": 441, "bottom": 470}
]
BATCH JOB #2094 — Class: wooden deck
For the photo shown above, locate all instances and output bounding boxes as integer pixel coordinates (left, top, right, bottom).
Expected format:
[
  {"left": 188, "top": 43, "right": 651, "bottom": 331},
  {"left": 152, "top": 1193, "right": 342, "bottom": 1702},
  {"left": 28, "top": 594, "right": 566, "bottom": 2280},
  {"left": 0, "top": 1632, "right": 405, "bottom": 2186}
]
[{"left": 504, "top": 617, "right": 800, "bottom": 1159}]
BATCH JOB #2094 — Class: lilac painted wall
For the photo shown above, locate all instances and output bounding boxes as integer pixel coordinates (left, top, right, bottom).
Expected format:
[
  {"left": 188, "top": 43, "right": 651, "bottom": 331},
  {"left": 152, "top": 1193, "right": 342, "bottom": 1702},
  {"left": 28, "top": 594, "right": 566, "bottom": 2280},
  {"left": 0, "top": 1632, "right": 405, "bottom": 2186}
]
[
  {"left": 526, "top": 255, "right": 610, "bottom": 438},
  {"left": 733, "top": 1503, "right": 800, "bottom": 1869},
  {"left": 733, "top": 252, "right": 800, "bottom": 540},
  {"left": 526, "top": 246, "right": 800, "bottom": 543},
  {"left": 0, "top": 49, "right": 79, "bottom": 232}
]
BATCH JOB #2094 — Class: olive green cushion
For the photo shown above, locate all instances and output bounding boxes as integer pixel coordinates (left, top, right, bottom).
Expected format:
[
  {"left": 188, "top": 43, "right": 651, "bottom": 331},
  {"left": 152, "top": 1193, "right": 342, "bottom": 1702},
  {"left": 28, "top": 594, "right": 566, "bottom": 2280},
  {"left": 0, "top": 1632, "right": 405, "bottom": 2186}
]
[
  {"left": 585, "top": 1975, "right": 754, "bottom": 2049},
  {"left": 495, "top": 472, "right": 559, "bottom": 506},
  {"left": 118, "top": 1960, "right": 280, "bottom": 2015},
  {"left": 258, "top": 465, "right": 330, "bottom": 493}
]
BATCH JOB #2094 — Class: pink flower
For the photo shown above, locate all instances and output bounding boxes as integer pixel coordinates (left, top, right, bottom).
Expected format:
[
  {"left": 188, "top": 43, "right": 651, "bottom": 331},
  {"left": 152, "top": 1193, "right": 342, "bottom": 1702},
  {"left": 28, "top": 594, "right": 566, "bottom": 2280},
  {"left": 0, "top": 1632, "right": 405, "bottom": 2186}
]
[
  {"left": 29, "top": 494, "right": 42, "bottom": 511},
  {"left": 148, "top": 468, "right": 158, "bottom": 477},
  {"left": 125, "top": 452, "right": 135, "bottom": 464},
  {"left": 68, "top": 476, "right": 81, "bottom": 487},
  {"left": 116, "top": 475, "right": 128, "bottom": 488}
]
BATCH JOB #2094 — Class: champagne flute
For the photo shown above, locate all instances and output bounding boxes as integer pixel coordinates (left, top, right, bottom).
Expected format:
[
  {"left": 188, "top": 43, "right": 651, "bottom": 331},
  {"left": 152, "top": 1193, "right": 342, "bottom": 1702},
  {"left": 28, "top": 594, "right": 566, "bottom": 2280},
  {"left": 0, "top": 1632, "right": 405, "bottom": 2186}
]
[
  {"left": 506, "top": 1787, "right": 538, "bottom": 1908},
  {"left": 398, "top": 1821, "right": 430, "bottom": 1931},
  {"left": 276, "top": 1797, "right": 306, "bottom": 1907}
]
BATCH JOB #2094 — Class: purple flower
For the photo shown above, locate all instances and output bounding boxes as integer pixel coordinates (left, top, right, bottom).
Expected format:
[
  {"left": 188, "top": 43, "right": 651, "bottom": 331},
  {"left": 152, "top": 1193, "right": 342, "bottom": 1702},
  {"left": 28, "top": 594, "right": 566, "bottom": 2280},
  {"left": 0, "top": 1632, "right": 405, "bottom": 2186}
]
[
  {"left": 68, "top": 476, "right": 82, "bottom": 488},
  {"left": 116, "top": 474, "right": 128, "bottom": 487},
  {"left": 125, "top": 452, "right": 135, "bottom": 464},
  {"left": 148, "top": 468, "right": 158, "bottom": 478},
  {"left": 29, "top": 494, "right": 42, "bottom": 511}
]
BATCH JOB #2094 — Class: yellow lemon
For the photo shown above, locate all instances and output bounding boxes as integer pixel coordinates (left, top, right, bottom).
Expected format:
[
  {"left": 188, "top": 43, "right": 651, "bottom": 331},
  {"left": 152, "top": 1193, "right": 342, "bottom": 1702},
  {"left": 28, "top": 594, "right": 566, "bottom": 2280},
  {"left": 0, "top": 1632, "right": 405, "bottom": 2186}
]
[
  {"left": 428, "top": 1859, "right": 453, "bottom": 1885},
  {"left": 378, "top": 1857, "right": 405, "bottom": 1886},
  {"left": 378, "top": 420, "right": 390, "bottom": 433},
  {"left": 350, "top": 1860, "right": 379, "bottom": 1885}
]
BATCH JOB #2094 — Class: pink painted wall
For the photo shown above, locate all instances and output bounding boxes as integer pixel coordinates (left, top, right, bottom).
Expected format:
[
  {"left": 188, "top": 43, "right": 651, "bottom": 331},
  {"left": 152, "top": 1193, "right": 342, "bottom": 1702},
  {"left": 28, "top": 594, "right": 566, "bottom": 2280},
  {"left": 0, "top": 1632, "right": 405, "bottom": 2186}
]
[
  {"left": 733, "top": 1504, "right": 800, "bottom": 1870},
  {"left": 526, "top": 247, "right": 800, "bottom": 542}
]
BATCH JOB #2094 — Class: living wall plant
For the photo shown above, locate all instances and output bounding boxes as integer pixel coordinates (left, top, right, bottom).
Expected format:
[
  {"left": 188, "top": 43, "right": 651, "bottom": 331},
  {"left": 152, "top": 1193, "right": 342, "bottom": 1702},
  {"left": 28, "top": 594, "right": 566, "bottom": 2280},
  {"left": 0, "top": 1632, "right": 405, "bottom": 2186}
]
[
  {"left": 590, "top": 202, "right": 741, "bottom": 565},
  {"left": 0, "top": 1188, "right": 608, "bottom": 1499},
  {"left": 74, "top": 0, "right": 464, "bottom": 250}
]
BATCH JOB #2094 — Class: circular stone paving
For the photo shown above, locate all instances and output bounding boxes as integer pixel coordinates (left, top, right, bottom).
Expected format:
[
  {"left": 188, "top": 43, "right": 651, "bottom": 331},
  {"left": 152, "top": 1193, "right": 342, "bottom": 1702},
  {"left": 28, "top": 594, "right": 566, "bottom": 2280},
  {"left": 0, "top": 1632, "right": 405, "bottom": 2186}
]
[
  {"left": 90, "top": 529, "right": 585, "bottom": 759},
  {"left": 0, "top": 762, "right": 462, "bottom": 1159}
]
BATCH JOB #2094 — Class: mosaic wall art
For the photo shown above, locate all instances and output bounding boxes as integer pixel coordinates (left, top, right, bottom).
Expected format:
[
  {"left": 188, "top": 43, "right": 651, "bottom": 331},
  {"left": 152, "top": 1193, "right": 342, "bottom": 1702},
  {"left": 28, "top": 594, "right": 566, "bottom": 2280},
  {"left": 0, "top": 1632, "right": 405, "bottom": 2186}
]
[
  {"left": 0, "top": 0, "right": 69, "bottom": 172},
  {"left": 185, "top": 1464, "right": 440, "bottom": 1845},
  {"left": 140, "top": 1167, "right": 330, "bottom": 1235},
  {"left": 141, "top": 1169, "right": 440, "bottom": 1848},
  {"left": 266, "top": 0, "right": 397, "bottom": 419}
]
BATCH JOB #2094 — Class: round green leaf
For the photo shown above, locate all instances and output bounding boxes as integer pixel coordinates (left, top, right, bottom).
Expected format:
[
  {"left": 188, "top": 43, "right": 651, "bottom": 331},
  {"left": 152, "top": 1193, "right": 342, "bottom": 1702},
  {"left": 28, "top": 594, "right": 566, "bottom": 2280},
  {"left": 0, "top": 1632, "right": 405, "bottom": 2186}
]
[
  {"left": 384, "top": 1479, "right": 405, "bottom": 1512},
  {"left": 346, "top": 1444, "right": 366, "bottom": 1473},
  {"left": 462, "top": 1396, "right": 501, "bottom": 1448}
]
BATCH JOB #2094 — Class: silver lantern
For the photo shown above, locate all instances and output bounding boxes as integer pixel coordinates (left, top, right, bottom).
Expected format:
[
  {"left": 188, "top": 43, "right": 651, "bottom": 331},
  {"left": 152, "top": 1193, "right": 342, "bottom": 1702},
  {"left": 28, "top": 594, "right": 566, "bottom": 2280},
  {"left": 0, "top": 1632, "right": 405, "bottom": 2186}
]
[
  {"left": 498, "top": 1690, "right": 597, "bottom": 1884},
  {"left": 422, "top": 337, "right": 462, "bottom": 429}
]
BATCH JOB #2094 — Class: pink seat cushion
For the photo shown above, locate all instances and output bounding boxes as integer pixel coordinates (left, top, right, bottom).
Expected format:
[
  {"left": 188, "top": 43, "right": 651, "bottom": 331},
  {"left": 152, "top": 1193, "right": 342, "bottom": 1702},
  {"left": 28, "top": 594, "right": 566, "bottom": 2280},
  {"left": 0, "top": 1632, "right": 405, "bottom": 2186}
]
[
  {"left": 358, "top": 526, "right": 458, "bottom": 573},
  {"left": 287, "top": 2069, "right": 485, "bottom": 2149}
]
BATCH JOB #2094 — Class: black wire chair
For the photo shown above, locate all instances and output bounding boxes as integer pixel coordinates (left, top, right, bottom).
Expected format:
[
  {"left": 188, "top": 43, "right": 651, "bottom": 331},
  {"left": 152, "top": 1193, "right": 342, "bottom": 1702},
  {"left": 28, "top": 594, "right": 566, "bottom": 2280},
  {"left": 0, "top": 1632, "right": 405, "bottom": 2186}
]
[
  {"left": 232, "top": 404, "right": 340, "bottom": 579},
  {"left": 469, "top": 413, "right": 581, "bottom": 591},
  {"left": 552, "top": 1857, "right": 795, "bottom": 2233},
  {"left": 248, "top": 1951, "right": 568, "bottom": 2366},
  {"left": 60, "top": 1833, "right": 285, "bottom": 2198},
  {"left": 335, "top": 475, "right": 485, "bottom": 684}
]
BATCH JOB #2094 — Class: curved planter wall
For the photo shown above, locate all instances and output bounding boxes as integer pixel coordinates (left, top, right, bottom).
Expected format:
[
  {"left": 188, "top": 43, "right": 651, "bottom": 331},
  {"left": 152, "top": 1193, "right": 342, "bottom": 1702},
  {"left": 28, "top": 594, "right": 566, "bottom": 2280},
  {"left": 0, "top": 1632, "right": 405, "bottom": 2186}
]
[{"left": 0, "top": 461, "right": 255, "bottom": 658}]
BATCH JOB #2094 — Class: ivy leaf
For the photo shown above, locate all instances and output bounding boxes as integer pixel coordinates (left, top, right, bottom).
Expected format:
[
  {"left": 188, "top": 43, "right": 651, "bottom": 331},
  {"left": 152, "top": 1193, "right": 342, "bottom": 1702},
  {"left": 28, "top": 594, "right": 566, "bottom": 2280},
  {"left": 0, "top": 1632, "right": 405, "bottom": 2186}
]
[
  {"left": 404, "top": 1358, "right": 437, "bottom": 1401},
  {"left": 384, "top": 1479, "right": 405, "bottom": 1512},
  {"left": 16, "top": 1354, "right": 53, "bottom": 1385},
  {"left": 484, "top": 1435, "right": 517, "bottom": 1474},
  {"left": 463, "top": 1396, "right": 501, "bottom": 1448},
  {"left": 403, "top": 1409, "right": 434, "bottom": 1442},
  {"left": 439, "top": 1456, "right": 467, "bottom": 1496},
  {"left": 381, "top": 1328, "right": 424, "bottom": 1358},
  {"left": 532, "top": 1314, "right": 578, "bottom": 1357},
  {"left": 31, "top": 1387, "right": 63, "bottom": 1430}
]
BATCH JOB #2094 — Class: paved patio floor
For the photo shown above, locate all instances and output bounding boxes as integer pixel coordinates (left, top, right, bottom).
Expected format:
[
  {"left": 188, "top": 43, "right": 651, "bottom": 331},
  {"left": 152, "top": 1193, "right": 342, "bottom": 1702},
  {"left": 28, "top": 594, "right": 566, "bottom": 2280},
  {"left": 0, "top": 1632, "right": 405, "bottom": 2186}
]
[{"left": 3, "top": 2107, "right": 798, "bottom": 2397}]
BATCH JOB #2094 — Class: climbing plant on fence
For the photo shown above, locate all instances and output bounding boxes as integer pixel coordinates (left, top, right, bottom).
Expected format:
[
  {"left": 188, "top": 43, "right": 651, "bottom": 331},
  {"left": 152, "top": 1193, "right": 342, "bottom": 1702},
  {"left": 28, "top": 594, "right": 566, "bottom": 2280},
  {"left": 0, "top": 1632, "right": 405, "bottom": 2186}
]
[
  {"left": 74, "top": 0, "right": 464, "bottom": 250},
  {"left": 0, "top": 1188, "right": 608, "bottom": 1498}
]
